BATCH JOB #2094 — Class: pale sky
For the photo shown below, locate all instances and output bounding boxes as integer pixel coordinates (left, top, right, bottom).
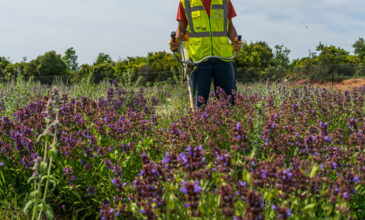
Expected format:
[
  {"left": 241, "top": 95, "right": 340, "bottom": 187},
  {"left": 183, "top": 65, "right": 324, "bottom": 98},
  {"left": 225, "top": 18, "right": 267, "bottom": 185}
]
[{"left": 1, "top": 0, "right": 364, "bottom": 64}]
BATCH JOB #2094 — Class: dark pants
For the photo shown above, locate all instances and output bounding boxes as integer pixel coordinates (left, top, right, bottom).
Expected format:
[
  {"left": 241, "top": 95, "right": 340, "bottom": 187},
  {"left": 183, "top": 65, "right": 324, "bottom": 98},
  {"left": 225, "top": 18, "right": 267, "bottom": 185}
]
[{"left": 190, "top": 58, "right": 236, "bottom": 107}]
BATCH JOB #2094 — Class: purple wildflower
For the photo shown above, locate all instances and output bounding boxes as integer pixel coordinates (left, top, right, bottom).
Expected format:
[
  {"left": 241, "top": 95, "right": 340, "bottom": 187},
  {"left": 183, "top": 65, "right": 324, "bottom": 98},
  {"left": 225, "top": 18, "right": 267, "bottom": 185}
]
[
  {"left": 287, "top": 209, "right": 291, "bottom": 217},
  {"left": 180, "top": 187, "right": 188, "bottom": 194},
  {"left": 236, "top": 123, "right": 242, "bottom": 130},
  {"left": 163, "top": 152, "right": 170, "bottom": 164},
  {"left": 344, "top": 192, "right": 350, "bottom": 199},
  {"left": 193, "top": 180, "right": 202, "bottom": 193}
]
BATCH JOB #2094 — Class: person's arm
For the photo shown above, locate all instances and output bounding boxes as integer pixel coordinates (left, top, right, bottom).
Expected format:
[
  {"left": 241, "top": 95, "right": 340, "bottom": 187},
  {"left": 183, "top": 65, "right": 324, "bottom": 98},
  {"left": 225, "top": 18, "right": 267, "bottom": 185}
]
[
  {"left": 176, "top": 20, "right": 187, "bottom": 42},
  {"left": 228, "top": 19, "right": 242, "bottom": 51},
  {"left": 228, "top": 19, "right": 238, "bottom": 42}
]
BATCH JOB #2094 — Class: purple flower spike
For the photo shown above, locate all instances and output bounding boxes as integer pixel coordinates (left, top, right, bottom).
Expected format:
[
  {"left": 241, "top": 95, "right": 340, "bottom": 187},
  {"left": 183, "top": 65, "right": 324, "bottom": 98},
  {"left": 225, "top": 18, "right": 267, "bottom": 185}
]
[
  {"left": 186, "top": 145, "right": 192, "bottom": 152},
  {"left": 344, "top": 192, "right": 350, "bottom": 199},
  {"left": 271, "top": 122, "right": 276, "bottom": 129},
  {"left": 163, "top": 152, "right": 170, "bottom": 164},
  {"left": 236, "top": 123, "right": 242, "bottom": 130},
  {"left": 180, "top": 187, "right": 188, "bottom": 194},
  {"left": 287, "top": 209, "right": 292, "bottom": 217},
  {"left": 193, "top": 180, "right": 202, "bottom": 193}
]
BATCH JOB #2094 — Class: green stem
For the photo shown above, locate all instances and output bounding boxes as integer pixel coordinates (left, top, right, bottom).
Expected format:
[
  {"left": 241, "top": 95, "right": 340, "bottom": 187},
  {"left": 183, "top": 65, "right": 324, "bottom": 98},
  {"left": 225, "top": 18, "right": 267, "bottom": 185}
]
[
  {"left": 31, "top": 178, "right": 38, "bottom": 220},
  {"left": 37, "top": 156, "right": 53, "bottom": 220},
  {"left": 42, "top": 135, "right": 49, "bottom": 163},
  {"left": 37, "top": 123, "right": 57, "bottom": 220}
]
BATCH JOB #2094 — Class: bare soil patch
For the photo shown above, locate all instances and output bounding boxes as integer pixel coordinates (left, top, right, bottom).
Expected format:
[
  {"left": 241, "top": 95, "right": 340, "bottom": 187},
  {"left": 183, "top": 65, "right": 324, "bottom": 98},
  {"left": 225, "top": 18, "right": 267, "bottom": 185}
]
[{"left": 291, "top": 78, "right": 365, "bottom": 90}]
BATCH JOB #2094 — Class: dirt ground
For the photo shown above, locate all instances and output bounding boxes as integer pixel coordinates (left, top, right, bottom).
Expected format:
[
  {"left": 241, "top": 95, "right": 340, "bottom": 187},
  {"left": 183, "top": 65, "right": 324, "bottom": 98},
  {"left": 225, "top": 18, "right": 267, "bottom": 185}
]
[{"left": 290, "top": 78, "right": 365, "bottom": 90}]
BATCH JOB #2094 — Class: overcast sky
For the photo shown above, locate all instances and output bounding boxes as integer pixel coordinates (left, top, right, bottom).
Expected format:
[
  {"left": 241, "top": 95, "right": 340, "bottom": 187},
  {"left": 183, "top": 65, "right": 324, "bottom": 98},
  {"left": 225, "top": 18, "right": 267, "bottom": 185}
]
[{"left": 1, "top": 0, "right": 364, "bottom": 64}]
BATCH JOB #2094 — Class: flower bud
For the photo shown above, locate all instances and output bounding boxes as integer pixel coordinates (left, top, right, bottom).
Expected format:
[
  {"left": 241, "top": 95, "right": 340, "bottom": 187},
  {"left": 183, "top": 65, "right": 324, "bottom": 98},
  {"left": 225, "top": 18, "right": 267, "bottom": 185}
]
[
  {"left": 40, "top": 161, "right": 48, "bottom": 174},
  {"left": 49, "top": 148, "right": 57, "bottom": 159}
]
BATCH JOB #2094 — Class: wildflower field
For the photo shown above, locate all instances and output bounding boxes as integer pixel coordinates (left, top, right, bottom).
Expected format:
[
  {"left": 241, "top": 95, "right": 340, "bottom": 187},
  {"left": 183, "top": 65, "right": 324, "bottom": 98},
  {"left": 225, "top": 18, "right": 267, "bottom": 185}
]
[{"left": 0, "top": 79, "right": 364, "bottom": 219}]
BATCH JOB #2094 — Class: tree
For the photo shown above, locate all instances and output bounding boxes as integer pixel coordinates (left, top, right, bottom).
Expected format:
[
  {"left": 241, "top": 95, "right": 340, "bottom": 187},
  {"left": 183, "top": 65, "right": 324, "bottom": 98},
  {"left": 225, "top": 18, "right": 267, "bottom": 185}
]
[
  {"left": 18, "top": 51, "right": 67, "bottom": 82},
  {"left": 234, "top": 41, "right": 274, "bottom": 69},
  {"left": 0, "top": 56, "right": 11, "bottom": 77},
  {"left": 0, "top": 56, "right": 10, "bottom": 67},
  {"left": 316, "top": 43, "right": 352, "bottom": 64},
  {"left": 293, "top": 43, "right": 358, "bottom": 81},
  {"left": 94, "top": 53, "right": 112, "bottom": 65},
  {"left": 353, "top": 38, "right": 365, "bottom": 61},
  {"left": 272, "top": 45, "right": 291, "bottom": 67},
  {"left": 146, "top": 51, "right": 180, "bottom": 83},
  {"left": 36, "top": 51, "right": 67, "bottom": 77},
  {"left": 24, "top": 59, "right": 40, "bottom": 77},
  {"left": 233, "top": 41, "right": 274, "bottom": 82},
  {"left": 4, "top": 62, "right": 26, "bottom": 79},
  {"left": 62, "top": 47, "right": 79, "bottom": 72}
]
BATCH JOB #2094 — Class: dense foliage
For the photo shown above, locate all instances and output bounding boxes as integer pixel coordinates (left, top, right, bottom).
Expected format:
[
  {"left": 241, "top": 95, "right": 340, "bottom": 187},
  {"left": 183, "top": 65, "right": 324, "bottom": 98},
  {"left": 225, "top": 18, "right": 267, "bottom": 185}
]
[
  {"left": 1, "top": 38, "right": 365, "bottom": 85},
  {"left": 0, "top": 81, "right": 364, "bottom": 219}
]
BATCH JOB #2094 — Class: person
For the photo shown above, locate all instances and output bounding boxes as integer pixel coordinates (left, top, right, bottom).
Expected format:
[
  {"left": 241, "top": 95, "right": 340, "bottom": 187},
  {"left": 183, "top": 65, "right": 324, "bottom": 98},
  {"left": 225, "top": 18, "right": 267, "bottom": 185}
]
[{"left": 170, "top": 0, "right": 243, "bottom": 107}]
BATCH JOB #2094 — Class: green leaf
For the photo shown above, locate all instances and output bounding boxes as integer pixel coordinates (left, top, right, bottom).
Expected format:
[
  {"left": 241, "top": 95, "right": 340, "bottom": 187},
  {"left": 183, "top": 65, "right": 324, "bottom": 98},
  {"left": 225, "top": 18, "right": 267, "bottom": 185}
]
[
  {"left": 310, "top": 165, "right": 319, "bottom": 178},
  {"left": 246, "top": 172, "right": 252, "bottom": 184},
  {"left": 27, "top": 176, "right": 36, "bottom": 183},
  {"left": 30, "top": 190, "right": 39, "bottom": 199},
  {"left": 250, "top": 147, "right": 256, "bottom": 159},
  {"left": 23, "top": 200, "right": 34, "bottom": 214},
  {"left": 299, "top": 168, "right": 309, "bottom": 177},
  {"left": 41, "top": 175, "right": 56, "bottom": 183},
  {"left": 322, "top": 203, "right": 333, "bottom": 216},
  {"left": 45, "top": 204, "right": 54, "bottom": 220},
  {"left": 0, "top": 171, "right": 6, "bottom": 185},
  {"left": 49, "top": 180, "right": 57, "bottom": 191},
  {"left": 72, "top": 191, "right": 82, "bottom": 202},
  {"left": 168, "top": 194, "right": 176, "bottom": 210},
  {"left": 303, "top": 203, "right": 316, "bottom": 211}
]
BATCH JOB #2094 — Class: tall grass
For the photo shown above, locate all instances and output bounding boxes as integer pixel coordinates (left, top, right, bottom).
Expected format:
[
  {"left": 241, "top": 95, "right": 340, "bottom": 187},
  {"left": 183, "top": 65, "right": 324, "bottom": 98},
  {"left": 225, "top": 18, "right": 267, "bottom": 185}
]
[{"left": 0, "top": 76, "right": 314, "bottom": 118}]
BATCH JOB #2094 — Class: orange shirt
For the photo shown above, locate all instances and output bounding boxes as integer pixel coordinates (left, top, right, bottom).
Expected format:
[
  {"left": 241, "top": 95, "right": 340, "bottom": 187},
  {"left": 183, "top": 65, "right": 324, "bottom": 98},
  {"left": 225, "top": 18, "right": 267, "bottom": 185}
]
[{"left": 176, "top": 0, "right": 237, "bottom": 25}]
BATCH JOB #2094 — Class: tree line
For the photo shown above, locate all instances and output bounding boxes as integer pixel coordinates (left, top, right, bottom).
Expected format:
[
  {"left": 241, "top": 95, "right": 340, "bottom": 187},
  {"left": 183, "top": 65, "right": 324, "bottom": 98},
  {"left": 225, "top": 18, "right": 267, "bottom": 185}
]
[{"left": 1, "top": 38, "right": 365, "bottom": 85}]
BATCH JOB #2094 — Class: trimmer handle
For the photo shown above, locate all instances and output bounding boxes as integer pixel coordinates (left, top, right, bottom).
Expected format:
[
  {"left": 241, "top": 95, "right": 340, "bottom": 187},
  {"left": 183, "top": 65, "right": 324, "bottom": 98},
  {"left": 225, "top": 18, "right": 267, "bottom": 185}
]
[{"left": 171, "top": 31, "right": 176, "bottom": 42}]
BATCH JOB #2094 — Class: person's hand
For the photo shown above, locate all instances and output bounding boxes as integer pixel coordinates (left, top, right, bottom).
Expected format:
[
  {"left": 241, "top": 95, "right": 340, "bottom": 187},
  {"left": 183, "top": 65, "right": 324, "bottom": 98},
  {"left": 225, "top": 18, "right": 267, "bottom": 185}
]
[
  {"left": 169, "top": 39, "right": 179, "bottom": 52},
  {"left": 233, "top": 37, "right": 243, "bottom": 51}
]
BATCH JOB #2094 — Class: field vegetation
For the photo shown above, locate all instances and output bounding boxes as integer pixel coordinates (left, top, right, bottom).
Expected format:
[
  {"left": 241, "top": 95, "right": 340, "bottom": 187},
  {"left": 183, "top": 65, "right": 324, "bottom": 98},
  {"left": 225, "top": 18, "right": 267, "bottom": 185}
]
[
  {"left": 1, "top": 37, "right": 365, "bottom": 219},
  {"left": 0, "top": 77, "right": 364, "bottom": 219}
]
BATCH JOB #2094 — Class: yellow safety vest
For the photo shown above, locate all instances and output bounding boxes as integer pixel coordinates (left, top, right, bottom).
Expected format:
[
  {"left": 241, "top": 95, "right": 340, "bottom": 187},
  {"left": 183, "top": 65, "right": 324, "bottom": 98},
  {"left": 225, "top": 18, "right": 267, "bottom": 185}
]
[{"left": 181, "top": 0, "right": 233, "bottom": 63}]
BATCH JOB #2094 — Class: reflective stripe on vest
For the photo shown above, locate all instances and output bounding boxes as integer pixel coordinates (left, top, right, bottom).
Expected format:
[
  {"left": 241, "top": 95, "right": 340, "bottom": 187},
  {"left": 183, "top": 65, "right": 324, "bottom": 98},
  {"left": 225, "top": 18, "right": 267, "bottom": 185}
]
[
  {"left": 184, "top": 0, "right": 228, "bottom": 37},
  {"left": 189, "top": 32, "right": 228, "bottom": 38},
  {"left": 181, "top": 0, "right": 233, "bottom": 62}
]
